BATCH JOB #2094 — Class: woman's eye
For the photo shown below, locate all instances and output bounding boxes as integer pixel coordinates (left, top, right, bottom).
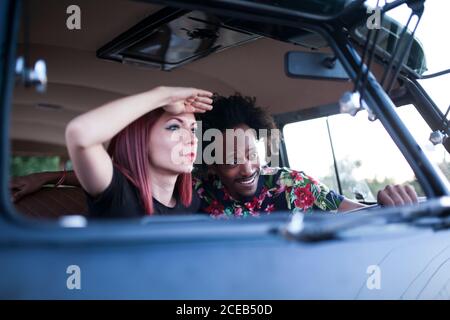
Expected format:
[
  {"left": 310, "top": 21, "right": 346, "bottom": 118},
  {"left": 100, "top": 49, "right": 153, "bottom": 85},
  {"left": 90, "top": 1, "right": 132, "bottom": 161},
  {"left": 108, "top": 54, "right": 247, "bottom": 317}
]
[
  {"left": 191, "top": 127, "right": 197, "bottom": 134},
  {"left": 166, "top": 124, "right": 180, "bottom": 131}
]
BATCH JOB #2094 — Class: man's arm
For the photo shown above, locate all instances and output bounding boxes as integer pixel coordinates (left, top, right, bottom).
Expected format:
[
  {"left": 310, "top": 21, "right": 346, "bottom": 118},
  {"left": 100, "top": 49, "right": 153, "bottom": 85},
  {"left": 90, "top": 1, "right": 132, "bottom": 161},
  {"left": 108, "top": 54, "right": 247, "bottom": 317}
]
[
  {"left": 338, "top": 184, "right": 419, "bottom": 212},
  {"left": 338, "top": 198, "right": 367, "bottom": 212}
]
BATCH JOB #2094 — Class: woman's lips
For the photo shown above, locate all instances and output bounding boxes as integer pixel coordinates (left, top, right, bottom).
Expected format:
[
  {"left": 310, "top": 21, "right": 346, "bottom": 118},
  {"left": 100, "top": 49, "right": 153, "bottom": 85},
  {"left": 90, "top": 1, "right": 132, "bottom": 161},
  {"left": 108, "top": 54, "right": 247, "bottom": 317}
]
[{"left": 183, "top": 152, "right": 196, "bottom": 161}]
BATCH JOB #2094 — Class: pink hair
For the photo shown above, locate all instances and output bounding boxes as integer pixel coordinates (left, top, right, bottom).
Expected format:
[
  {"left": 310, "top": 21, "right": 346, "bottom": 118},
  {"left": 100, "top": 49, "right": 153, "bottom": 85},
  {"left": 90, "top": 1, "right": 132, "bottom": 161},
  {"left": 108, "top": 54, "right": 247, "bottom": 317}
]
[{"left": 107, "top": 109, "right": 192, "bottom": 215}]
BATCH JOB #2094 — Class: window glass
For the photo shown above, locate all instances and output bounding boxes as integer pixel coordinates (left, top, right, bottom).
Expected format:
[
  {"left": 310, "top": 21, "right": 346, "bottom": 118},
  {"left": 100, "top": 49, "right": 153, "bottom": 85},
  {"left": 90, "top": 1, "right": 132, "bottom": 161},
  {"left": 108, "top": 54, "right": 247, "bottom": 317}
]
[
  {"left": 283, "top": 117, "right": 339, "bottom": 193},
  {"left": 396, "top": 104, "right": 450, "bottom": 182},
  {"left": 283, "top": 110, "right": 425, "bottom": 201},
  {"left": 10, "top": 156, "right": 61, "bottom": 177}
]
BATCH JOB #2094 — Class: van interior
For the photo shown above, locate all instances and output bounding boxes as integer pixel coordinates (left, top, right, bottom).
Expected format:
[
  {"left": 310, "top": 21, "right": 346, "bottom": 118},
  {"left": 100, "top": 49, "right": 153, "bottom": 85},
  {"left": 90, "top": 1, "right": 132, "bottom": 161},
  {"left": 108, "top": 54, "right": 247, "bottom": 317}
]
[{"left": 11, "top": 0, "right": 415, "bottom": 219}]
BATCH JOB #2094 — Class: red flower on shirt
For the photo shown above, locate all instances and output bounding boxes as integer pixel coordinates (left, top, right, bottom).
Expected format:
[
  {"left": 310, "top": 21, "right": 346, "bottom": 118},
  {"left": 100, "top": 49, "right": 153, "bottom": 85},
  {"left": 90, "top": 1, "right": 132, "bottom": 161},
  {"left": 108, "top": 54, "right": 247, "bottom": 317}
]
[
  {"left": 205, "top": 200, "right": 225, "bottom": 216},
  {"left": 245, "top": 197, "right": 262, "bottom": 213},
  {"left": 258, "top": 186, "right": 272, "bottom": 202},
  {"left": 234, "top": 206, "right": 243, "bottom": 216},
  {"left": 275, "top": 184, "right": 285, "bottom": 194},
  {"left": 223, "top": 188, "right": 232, "bottom": 201},
  {"left": 291, "top": 171, "right": 304, "bottom": 182},
  {"left": 293, "top": 185, "right": 315, "bottom": 210},
  {"left": 265, "top": 204, "right": 275, "bottom": 213}
]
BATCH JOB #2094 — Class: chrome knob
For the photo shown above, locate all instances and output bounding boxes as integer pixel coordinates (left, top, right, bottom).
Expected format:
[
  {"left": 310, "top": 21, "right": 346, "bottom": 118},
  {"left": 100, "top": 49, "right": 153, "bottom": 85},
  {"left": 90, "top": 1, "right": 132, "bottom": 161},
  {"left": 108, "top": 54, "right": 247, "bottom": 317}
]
[
  {"left": 339, "top": 91, "right": 360, "bottom": 116},
  {"left": 429, "top": 130, "right": 447, "bottom": 145}
]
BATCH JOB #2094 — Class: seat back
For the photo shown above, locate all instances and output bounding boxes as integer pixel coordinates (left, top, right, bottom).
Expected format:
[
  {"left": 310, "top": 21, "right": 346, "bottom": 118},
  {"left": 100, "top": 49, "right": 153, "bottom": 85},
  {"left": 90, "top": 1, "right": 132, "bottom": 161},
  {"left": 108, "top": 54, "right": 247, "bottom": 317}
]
[{"left": 14, "top": 186, "right": 88, "bottom": 219}]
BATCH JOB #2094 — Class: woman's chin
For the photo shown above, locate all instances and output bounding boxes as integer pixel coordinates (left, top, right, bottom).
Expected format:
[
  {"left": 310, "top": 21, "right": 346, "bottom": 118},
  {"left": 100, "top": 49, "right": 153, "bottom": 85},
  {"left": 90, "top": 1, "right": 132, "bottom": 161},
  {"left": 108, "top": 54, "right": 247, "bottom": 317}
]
[{"left": 176, "top": 163, "right": 194, "bottom": 174}]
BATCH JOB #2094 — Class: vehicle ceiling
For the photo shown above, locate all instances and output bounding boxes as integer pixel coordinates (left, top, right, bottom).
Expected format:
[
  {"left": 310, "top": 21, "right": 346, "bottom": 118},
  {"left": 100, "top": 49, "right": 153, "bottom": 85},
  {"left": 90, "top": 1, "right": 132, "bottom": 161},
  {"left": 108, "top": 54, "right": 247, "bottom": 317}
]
[{"left": 11, "top": 0, "right": 388, "bottom": 156}]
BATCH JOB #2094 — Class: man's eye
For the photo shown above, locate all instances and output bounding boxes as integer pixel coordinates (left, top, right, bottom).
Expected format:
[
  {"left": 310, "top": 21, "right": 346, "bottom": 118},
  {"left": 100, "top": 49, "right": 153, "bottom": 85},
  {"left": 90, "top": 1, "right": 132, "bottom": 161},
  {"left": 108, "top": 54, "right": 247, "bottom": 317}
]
[
  {"left": 191, "top": 127, "right": 197, "bottom": 133},
  {"left": 249, "top": 152, "right": 258, "bottom": 160},
  {"left": 225, "top": 163, "right": 238, "bottom": 168},
  {"left": 166, "top": 124, "right": 180, "bottom": 131}
]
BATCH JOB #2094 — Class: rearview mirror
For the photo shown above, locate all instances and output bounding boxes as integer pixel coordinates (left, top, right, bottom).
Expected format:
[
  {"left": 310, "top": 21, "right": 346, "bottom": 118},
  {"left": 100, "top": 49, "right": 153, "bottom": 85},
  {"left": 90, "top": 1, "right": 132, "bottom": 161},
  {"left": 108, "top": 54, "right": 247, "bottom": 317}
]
[{"left": 285, "top": 51, "right": 349, "bottom": 81}]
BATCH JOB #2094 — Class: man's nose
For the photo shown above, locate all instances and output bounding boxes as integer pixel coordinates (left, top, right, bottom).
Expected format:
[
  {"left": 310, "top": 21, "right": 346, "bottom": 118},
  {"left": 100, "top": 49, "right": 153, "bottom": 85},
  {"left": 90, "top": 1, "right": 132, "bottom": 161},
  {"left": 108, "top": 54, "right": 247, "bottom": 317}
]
[{"left": 239, "top": 159, "right": 253, "bottom": 176}]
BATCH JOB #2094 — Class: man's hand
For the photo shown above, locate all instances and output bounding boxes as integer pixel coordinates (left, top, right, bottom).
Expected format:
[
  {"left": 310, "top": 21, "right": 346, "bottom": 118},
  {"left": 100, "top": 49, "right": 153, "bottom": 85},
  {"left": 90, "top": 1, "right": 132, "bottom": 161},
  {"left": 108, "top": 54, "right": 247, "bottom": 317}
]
[{"left": 377, "top": 184, "right": 418, "bottom": 206}]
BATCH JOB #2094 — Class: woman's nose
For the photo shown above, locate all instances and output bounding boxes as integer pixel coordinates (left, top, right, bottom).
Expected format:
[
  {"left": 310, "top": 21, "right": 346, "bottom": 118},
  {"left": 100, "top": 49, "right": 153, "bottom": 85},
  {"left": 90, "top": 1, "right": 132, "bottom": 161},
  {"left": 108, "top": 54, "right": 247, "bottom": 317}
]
[{"left": 183, "top": 129, "right": 197, "bottom": 145}]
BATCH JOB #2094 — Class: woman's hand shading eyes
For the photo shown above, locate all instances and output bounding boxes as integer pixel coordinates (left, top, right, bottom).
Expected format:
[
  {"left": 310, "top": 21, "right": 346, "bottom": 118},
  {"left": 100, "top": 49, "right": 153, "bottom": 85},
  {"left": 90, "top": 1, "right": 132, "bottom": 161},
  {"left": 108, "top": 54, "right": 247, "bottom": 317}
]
[{"left": 161, "top": 87, "right": 214, "bottom": 115}]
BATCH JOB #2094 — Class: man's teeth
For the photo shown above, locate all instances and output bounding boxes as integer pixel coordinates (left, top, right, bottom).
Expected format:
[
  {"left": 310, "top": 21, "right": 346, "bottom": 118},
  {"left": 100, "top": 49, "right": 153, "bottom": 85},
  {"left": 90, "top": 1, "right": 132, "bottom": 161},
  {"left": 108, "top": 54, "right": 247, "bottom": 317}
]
[{"left": 239, "top": 175, "right": 255, "bottom": 185}]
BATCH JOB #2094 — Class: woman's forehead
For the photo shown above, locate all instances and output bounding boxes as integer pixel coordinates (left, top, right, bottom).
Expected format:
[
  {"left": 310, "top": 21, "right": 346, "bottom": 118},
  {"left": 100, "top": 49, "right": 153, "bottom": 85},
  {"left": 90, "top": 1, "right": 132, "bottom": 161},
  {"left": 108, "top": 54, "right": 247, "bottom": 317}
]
[{"left": 161, "top": 112, "right": 196, "bottom": 124}]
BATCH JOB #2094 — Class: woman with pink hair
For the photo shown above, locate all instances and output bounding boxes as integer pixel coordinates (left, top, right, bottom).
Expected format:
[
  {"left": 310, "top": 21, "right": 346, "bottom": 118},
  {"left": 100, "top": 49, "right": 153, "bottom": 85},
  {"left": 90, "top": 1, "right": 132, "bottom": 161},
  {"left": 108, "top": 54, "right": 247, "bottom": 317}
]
[{"left": 65, "top": 86, "right": 213, "bottom": 217}]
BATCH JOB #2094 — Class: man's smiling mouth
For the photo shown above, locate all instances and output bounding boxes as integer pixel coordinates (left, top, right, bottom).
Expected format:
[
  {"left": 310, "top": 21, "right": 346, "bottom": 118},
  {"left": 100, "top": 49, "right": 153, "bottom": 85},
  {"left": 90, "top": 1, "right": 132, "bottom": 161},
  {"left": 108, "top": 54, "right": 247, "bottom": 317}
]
[{"left": 236, "top": 171, "right": 259, "bottom": 186}]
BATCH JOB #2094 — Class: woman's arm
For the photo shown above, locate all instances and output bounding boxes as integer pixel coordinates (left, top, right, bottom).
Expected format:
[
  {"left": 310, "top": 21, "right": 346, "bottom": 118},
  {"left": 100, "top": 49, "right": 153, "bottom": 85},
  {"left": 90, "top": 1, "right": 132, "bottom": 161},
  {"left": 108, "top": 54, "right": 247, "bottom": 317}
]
[{"left": 65, "top": 86, "right": 212, "bottom": 196}]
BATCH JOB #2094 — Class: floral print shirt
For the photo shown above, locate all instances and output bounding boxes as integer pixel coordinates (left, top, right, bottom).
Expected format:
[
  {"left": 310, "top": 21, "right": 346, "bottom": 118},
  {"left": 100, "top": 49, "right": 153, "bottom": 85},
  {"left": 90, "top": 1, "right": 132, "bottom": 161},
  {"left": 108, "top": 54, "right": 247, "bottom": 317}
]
[{"left": 193, "top": 167, "right": 344, "bottom": 218}]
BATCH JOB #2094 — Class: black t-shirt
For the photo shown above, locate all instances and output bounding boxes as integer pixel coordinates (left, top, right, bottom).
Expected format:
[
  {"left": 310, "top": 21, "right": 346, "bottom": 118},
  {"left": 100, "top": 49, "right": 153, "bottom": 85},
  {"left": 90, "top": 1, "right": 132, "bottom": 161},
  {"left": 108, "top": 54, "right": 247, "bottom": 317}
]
[{"left": 86, "top": 166, "right": 201, "bottom": 218}]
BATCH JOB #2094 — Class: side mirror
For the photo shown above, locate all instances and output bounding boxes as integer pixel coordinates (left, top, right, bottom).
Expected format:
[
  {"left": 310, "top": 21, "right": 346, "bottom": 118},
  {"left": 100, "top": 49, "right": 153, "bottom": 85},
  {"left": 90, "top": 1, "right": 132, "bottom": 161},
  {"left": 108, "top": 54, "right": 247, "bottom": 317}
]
[{"left": 285, "top": 51, "right": 349, "bottom": 81}]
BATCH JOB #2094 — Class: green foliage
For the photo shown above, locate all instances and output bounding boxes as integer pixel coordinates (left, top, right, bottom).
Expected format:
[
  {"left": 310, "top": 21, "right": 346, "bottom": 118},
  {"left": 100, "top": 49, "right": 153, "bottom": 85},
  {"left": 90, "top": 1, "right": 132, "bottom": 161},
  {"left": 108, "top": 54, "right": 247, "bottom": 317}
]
[
  {"left": 319, "top": 157, "right": 376, "bottom": 202},
  {"left": 10, "top": 156, "right": 60, "bottom": 177}
]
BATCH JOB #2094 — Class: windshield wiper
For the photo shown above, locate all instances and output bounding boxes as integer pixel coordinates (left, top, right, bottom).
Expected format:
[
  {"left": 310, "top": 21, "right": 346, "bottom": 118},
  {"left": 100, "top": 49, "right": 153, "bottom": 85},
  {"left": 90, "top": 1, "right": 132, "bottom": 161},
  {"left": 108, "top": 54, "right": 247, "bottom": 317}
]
[{"left": 279, "top": 196, "right": 450, "bottom": 242}]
